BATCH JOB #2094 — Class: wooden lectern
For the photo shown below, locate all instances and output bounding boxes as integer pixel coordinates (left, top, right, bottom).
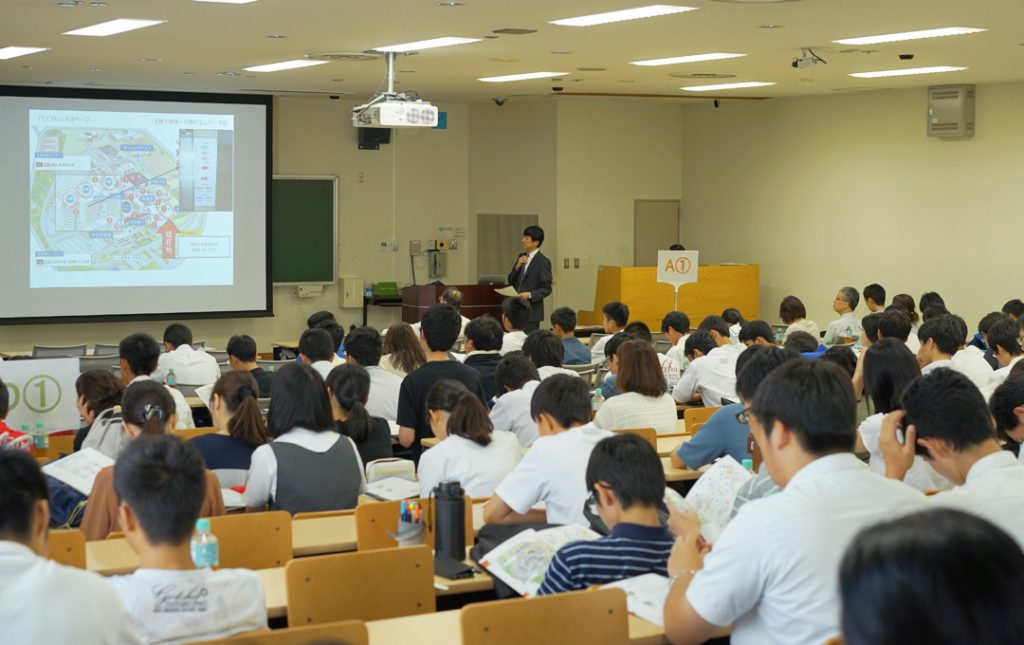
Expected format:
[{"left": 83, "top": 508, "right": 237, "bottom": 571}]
[{"left": 401, "top": 284, "right": 508, "bottom": 325}]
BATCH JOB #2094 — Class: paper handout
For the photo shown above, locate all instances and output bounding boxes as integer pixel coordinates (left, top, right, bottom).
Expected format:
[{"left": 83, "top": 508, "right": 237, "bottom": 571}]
[
  {"left": 680, "top": 455, "right": 753, "bottom": 544},
  {"left": 494, "top": 285, "right": 519, "bottom": 297},
  {"left": 365, "top": 476, "right": 421, "bottom": 501},
  {"left": 42, "top": 447, "right": 114, "bottom": 495},
  {"left": 478, "top": 524, "right": 600, "bottom": 597},
  {"left": 603, "top": 573, "right": 671, "bottom": 627}
]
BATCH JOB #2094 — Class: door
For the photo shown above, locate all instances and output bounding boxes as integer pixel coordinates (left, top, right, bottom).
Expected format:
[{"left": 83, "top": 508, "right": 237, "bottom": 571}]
[{"left": 633, "top": 200, "right": 680, "bottom": 266}]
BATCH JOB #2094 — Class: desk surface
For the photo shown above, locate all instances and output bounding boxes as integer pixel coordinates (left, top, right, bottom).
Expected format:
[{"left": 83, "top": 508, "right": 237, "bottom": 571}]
[{"left": 662, "top": 457, "right": 701, "bottom": 482}]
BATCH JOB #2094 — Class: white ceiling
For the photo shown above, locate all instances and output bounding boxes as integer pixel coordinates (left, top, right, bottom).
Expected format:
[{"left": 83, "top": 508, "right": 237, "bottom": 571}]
[{"left": 2, "top": 0, "right": 1023, "bottom": 102}]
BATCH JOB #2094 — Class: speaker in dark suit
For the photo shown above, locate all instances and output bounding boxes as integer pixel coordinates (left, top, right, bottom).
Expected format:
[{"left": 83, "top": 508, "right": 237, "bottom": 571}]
[{"left": 507, "top": 225, "right": 553, "bottom": 332}]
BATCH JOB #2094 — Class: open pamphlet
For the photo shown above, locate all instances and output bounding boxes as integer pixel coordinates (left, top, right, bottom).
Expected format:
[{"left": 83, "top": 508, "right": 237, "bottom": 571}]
[
  {"left": 365, "top": 476, "right": 421, "bottom": 502},
  {"left": 677, "top": 455, "right": 752, "bottom": 544},
  {"left": 493, "top": 285, "right": 518, "bottom": 297},
  {"left": 603, "top": 573, "right": 670, "bottom": 627},
  {"left": 41, "top": 447, "right": 114, "bottom": 495},
  {"left": 478, "top": 524, "right": 600, "bottom": 597},
  {"left": 221, "top": 488, "right": 245, "bottom": 509}
]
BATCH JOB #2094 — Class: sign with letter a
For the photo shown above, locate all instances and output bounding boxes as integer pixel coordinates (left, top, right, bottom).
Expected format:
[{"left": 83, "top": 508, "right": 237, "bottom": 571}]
[
  {"left": 657, "top": 250, "right": 699, "bottom": 287},
  {"left": 0, "top": 358, "right": 80, "bottom": 433}
]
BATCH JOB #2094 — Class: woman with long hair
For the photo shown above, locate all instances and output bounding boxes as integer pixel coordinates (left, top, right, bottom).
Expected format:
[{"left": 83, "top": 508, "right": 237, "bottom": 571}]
[
  {"left": 325, "top": 363, "right": 393, "bottom": 465},
  {"left": 191, "top": 370, "right": 270, "bottom": 488},
  {"left": 381, "top": 322, "right": 427, "bottom": 377},
  {"left": 593, "top": 340, "right": 677, "bottom": 435}
]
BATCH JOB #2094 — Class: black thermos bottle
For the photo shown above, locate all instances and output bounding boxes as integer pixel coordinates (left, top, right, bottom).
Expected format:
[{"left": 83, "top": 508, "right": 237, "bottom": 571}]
[{"left": 433, "top": 480, "right": 465, "bottom": 561}]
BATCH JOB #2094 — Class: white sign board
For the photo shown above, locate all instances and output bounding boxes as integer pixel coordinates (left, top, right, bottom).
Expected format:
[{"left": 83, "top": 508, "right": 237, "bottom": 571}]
[
  {"left": 657, "top": 250, "right": 699, "bottom": 287},
  {"left": 0, "top": 358, "right": 81, "bottom": 433}
]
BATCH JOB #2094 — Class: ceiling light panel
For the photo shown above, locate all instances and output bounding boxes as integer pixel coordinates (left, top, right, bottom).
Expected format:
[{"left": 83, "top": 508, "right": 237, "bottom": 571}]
[
  {"left": 243, "top": 59, "right": 328, "bottom": 72},
  {"left": 479, "top": 71, "right": 568, "bottom": 82},
  {"left": 0, "top": 46, "right": 50, "bottom": 60},
  {"left": 63, "top": 18, "right": 166, "bottom": 37},
  {"left": 849, "top": 66, "right": 967, "bottom": 78},
  {"left": 681, "top": 81, "right": 775, "bottom": 91},
  {"left": 632, "top": 52, "right": 745, "bottom": 66},
  {"left": 193, "top": 0, "right": 260, "bottom": 3},
  {"left": 834, "top": 27, "right": 985, "bottom": 46},
  {"left": 373, "top": 37, "right": 481, "bottom": 53},
  {"left": 550, "top": 5, "right": 696, "bottom": 27}
]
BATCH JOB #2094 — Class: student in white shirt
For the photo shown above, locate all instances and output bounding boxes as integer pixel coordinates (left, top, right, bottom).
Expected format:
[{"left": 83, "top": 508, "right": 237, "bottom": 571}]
[
  {"left": 661, "top": 311, "right": 692, "bottom": 373},
  {"left": 663, "top": 359, "right": 925, "bottom": 645},
  {"left": 982, "top": 317, "right": 1023, "bottom": 399},
  {"left": 823, "top": 286, "right": 862, "bottom": 344},
  {"left": 0, "top": 449, "right": 143, "bottom": 645},
  {"left": 417, "top": 380, "right": 521, "bottom": 498},
  {"left": 499, "top": 297, "right": 530, "bottom": 355},
  {"left": 991, "top": 378, "right": 1024, "bottom": 464},
  {"left": 672, "top": 316, "right": 744, "bottom": 406},
  {"left": 877, "top": 307, "right": 918, "bottom": 353},
  {"left": 155, "top": 323, "right": 221, "bottom": 387},
  {"left": 779, "top": 295, "right": 820, "bottom": 341},
  {"left": 343, "top": 326, "right": 401, "bottom": 421},
  {"left": 722, "top": 307, "right": 746, "bottom": 346},
  {"left": 485, "top": 375, "right": 614, "bottom": 527},
  {"left": 522, "top": 329, "right": 578, "bottom": 380},
  {"left": 106, "top": 434, "right": 266, "bottom": 644},
  {"left": 313, "top": 319, "right": 347, "bottom": 367},
  {"left": 594, "top": 340, "right": 677, "bottom": 435},
  {"left": 862, "top": 283, "right": 886, "bottom": 313},
  {"left": 624, "top": 321, "right": 680, "bottom": 392},
  {"left": 917, "top": 314, "right": 990, "bottom": 390},
  {"left": 860, "top": 339, "right": 950, "bottom": 492},
  {"left": 949, "top": 314, "right": 994, "bottom": 389},
  {"left": 590, "top": 301, "right": 629, "bottom": 363},
  {"left": 879, "top": 367, "right": 1024, "bottom": 549},
  {"left": 298, "top": 327, "right": 338, "bottom": 381},
  {"left": 244, "top": 363, "right": 366, "bottom": 514},
  {"left": 489, "top": 352, "right": 542, "bottom": 446}
]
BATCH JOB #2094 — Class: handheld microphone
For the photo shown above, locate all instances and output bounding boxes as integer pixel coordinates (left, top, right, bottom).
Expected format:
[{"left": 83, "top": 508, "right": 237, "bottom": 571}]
[{"left": 517, "top": 251, "right": 529, "bottom": 258}]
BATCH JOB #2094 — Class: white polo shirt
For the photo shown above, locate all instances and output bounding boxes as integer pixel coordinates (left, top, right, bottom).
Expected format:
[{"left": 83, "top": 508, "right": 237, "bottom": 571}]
[
  {"left": 920, "top": 358, "right": 954, "bottom": 375},
  {"left": 665, "top": 334, "right": 691, "bottom": 375},
  {"left": 489, "top": 380, "right": 541, "bottom": 446},
  {"left": 686, "top": 453, "right": 926, "bottom": 645},
  {"left": 417, "top": 431, "right": 522, "bottom": 498},
  {"left": 594, "top": 391, "right": 677, "bottom": 435},
  {"left": 951, "top": 348, "right": 994, "bottom": 392},
  {"left": 857, "top": 412, "right": 952, "bottom": 492},
  {"left": 493, "top": 422, "right": 614, "bottom": 526},
  {"left": 310, "top": 360, "right": 335, "bottom": 381},
  {"left": 156, "top": 344, "right": 222, "bottom": 387},
  {"left": 672, "top": 343, "right": 743, "bottom": 406},
  {"left": 590, "top": 335, "right": 612, "bottom": 364},
  {"left": 365, "top": 365, "right": 402, "bottom": 422},
  {"left": 537, "top": 365, "right": 578, "bottom": 380},
  {"left": 823, "top": 312, "right": 861, "bottom": 345},
  {"left": 929, "top": 450, "right": 1024, "bottom": 549},
  {"left": 500, "top": 330, "right": 528, "bottom": 356},
  {"left": 983, "top": 355, "right": 1024, "bottom": 400}
]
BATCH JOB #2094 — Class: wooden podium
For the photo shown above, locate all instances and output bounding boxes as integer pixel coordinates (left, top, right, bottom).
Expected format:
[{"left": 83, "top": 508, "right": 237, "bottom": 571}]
[
  {"left": 401, "top": 284, "right": 508, "bottom": 324},
  {"left": 579, "top": 265, "right": 759, "bottom": 330}
]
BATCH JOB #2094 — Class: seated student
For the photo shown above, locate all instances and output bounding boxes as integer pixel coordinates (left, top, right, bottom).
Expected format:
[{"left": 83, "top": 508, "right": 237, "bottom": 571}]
[
  {"left": 918, "top": 314, "right": 991, "bottom": 391},
  {"left": 82, "top": 381, "right": 225, "bottom": 541},
  {"left": 880, "top": 368, "right": 1024, "bottom": 548},
  {"left": 314, "top": 320, "right": 347, "bottom": 368},
  {"left": 84, "top": 333, "right": 194, "bottom": 458},
  {"left": 538, "top": 434, "right": 674, "bottom": 595},
  {"left": 623, "top": 321, "right": 680, "bottom": 392},
  {"left": 107, "top": 435, "right": 266, "bottom": 643},
  {"left": 779, "top": 295, "right": 820, "bottom": 341},
  {"left": 397, "top": 304, "right": 486, "bottom": 461},
  {"left": 673, "top": 345, "right": 796, "bottom": 470},
  {"left": 225, "top": 334, "right": 274, "bottom": 397},
  {"left": 325, "top": 363, "right": 394, "bottom": 466},
  {"left": 967, "top": 311, "right": 1004, "bottom": 369},
  {"left": 1004, "top": 298, "right": 1024, "bottom": 322},
  {"left": 343, "top": 326, "right": 401, "bottom": 422},
  {"left": 489, "top": 352, "right": 542, "bottom": 447},
  {"left": 982, "top": 317, "right": 1024, "bottom": 398},
  {"left": 823, "top": 286, "right": 863, "bottom": 344},
  {"left": 863, "top": 282, "right": 886, "bottom": 313},
  {"left": 418, "top": 380, "right": 521, "bottom": 498},
  {"left": 190, "top": 371, "right": 270, "bottom": 488},
  {"left": 859, "top": 339, "right": 950, "bottom": 492},
  {"left": 661, "top": 311, "right": 692, "bottom": 372},
  {"left": 594, "top": 340, "right": 677, "bottom": 435},
  {"left": 0, "top": 450, "right": 143, "bottom": 644},
  {"left": 840, "top": 509, "right": 1024, "bottom": 645},
  {"left": 590, "top": 301, "right": 629, "bottom": 363},
  {"left": 820, "top": 345, "right": 857, "bottom": 379},
  {"left": 991, "top": 378, "right": 1024, "bottom": 463},
  {"left": 0, "top": 376, "right": 25, "bottom": 446},
  {"left": 381, "top": 322, "right": 427, "bottom": 378},
  {"left": 298, "top": 327, "right": 338, "bottom": 380},
  {"left": 461, "top": 315, "right": 504, "bottom": 400},
  {"left": 551, "top": 307, "right": 591, "bottom": 366},
  {"left": 737, "top": 320, "right": 774, "bottom": 347},
  {"left": 411, "top": 287, "right": 472, "bottom": 338},
  {"left": 663, "top": 359, "right": 926, "bottom": 645},
  {"left": 722, "top": 308, "right": 746, "bottom": 346},
  {"left": 878, "top": 306, "right": 919, "bottom": 353},
  {"left": 155, "top": 323, "right": 221, "bottom": 387},
  {"left": 499, "top": 297, "right": 531, "bottom": 356},
  {"left": 307, "top": 309, "right": 346, "bottom": 358},
  {"left": 523, "top": 329, "right": 577, "bottom": 380},
  {"left": 891, "top": 293, "right": 919, "bottom": 332},
  {"left": 851, "top": 312, "right": 884, "bottom": 398},
  {"left": 73, "top": 370, "right": 123, "bottom": 452},
  {"left": 599, "top": 332, "right": 630, "bottom": 399},
  {"left": 485, "top": 375, "right": 614, "bottom": 527},
  {"left": 783, "top": 330, "right": 825, "bottom": 357},
  {"left": 244, "top": 363, "right": 366, "bottom": 514},
  {"left": 672, "top": 316, "right": 744, "bottom": 406}
]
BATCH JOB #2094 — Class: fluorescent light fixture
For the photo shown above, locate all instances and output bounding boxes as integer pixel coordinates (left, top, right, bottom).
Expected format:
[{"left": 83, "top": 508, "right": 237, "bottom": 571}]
[
  {"left": 550, "top": 4, "right": 696, "bottom": 27},
  {"left": 243, "top": 59, "right": 328, "bottom": 72},
  {"left": 374, "top": 37, "right": 481, "bottom": 53},
  {"left": 479, "top": 71, "right": 567, "bottom": 83},
  {"left": 63, "top": 19, "right": 166, "bottom": 37},
  {"left": 681, "top": 81, "right": 775, "bottom": 91},
  {"left": 849, "top": 65, "right": 966, "bottom": 78},
  {"left": 632, "top": 52, "right": 744, "bottom": 66},
  {"left": 834, "top": 27, "right": 985, "bottom": 46},
  {"left": 0, "top": 46, "right": 50, "bottom": 60}
]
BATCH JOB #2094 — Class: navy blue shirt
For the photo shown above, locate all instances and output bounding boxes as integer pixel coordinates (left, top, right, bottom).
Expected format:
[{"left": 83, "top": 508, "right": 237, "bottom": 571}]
[
  {"left": 562, "top": 337, "right": 592, "bottom": 365},
  {"left": 676, "top": 402, "right": 752, "bottom": 469}
]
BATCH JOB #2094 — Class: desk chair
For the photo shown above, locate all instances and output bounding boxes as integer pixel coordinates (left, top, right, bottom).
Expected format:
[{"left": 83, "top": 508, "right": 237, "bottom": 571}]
[
  {"left": 32, "top": 344, "right": 87, "bottom": 358},
  {"left": 355, "top": 496, "right": 474, "bottom": 551},
  {"left": 218, "top": 362, "right": 232, "bottom": 374},
  {"left": 193, "top": 340, "right": 207, "bottom": 350},
  {"left": 188, "top": 620, "right": 368, "bottom": 645},
  {"left": 208, "top": 511, "right": 292, "bottom": 569},
  {"left": 93, "top": 343, "right": 120, "bottom": 356},
  {"left": 587, "top": 333, "right": 609, "bottom": 349},
  {"left": 460, "top": 587, "right": 628, "bottom": 645},
  {"left": 683, "top": 406, "right": 720, "bottom": 435},
  {"left": 206, "top": 350, "right": 229, "bottom": 363},
  {"left": 47, "top": 529, "right": 86, "bottom": 569},
  {"left": 174, "top": 427, "right": 218, "bottom": 442},
  {"left": 79, "top": 354, "right": 120, "bottom": 373},
  {"left": 611, "top": 427, "right": 657, "bottom": 451},
  {"left": 654, "top": 339, "right": 673, "bottom": 354},
  {"left": 285, "top": 546, "right": 434, "bottom": 625}
]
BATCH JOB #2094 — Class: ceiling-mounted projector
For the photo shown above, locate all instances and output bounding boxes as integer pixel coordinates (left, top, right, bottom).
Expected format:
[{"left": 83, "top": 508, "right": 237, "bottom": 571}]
[{"left": 352, "top": 51, "right": 438, "bottom": 128}]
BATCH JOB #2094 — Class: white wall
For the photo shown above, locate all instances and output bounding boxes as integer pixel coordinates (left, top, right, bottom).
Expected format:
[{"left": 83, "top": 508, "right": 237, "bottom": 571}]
[{"left": 680, "top": 82, "right": 1024, "bottom": 329}]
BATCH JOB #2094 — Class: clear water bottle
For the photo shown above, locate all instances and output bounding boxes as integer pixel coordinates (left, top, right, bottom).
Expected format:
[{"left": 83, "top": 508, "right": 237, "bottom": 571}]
[
  {"left": 741, "top": 458, "right": 754, "bottom": 472},
  {"left": 190, "top": 518, "right": 219, "bottom": 568},
  {"left": 166, "top": 368, "right": 177, "bottom": 388},
  {"left": 591, "top": 388, "right": 604, "bottom": 413},
  {"left": 33, "top": 422, "right": 49, "bottom": 450}
]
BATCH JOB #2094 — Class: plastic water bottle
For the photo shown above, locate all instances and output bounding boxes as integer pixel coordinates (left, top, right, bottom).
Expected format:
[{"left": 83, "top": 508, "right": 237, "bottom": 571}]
[
  {"left": 591, "top": 388, "right": 604, "bottom": 413},
  {"left": 33, "top": 422, "right": 49, "bottom": 450},
  {"left": 190, "top": 518, "right": 219, "bottom": 568},
  {"left": 166, "top": 368, "right": 177, "bottom": 388},
  {"left": 741, "top": 458, "right": 754, "bottom": 472}
]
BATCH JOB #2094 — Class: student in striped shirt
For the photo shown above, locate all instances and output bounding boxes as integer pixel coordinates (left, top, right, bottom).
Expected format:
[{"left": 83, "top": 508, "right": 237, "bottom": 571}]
[{"left": 537, "top": 433, "right": 673, "bottom": 594}]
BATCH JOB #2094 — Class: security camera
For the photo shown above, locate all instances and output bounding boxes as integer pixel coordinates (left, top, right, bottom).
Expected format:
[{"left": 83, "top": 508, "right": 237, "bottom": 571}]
[
  {"left": 792, "top": 48, "right": 826, "bottom": 69},
  {"left": 552, "top": 86, "right": 563, "bottom": 92},
  {"left": 493, "top": 97, "right": 507, "bottom": 106},
  {"left": 899, "top": 53, "right": 915, "bottom": 60}
]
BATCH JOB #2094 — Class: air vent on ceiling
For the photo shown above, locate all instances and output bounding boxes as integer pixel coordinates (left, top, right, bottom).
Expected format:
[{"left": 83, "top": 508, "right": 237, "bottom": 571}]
[
  {"left": 492, "top": 28, "right": 537, "bottom": 35},
  {"left": 307, "top": 52, "right": 379, "bottom": 62},
  {"left": 830, "top": 86, "right": 893, "bottom": 93},
  {"left": 928, "top": 84, "right": 974, "bottom": 138},
  {"left": 576, "top": 67, "right": 607, "bottom": 72},
  {"left": 669, "top": 72, "right": 736, "bottom": 79}
]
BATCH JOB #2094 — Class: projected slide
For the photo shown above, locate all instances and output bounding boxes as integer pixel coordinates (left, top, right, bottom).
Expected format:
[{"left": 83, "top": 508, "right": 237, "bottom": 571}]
[{"left": 28, "top": 110, "right": 234, "bottom": 289}]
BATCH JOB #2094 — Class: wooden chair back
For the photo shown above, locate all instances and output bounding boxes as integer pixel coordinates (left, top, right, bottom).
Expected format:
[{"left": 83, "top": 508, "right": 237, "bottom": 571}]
[
  {"left": 285, "top": 546, "right": 434, "bottom": 625},
  {"left": 611, "top": 427, "right": 657, "bottom": 451},
  {"left": 293, "top": 508, "right": 355, "bottom": 520},
  {"left": 188, "top": 620, "right": 368, "bottom": 645},
  {"left": 683, "top": 406, "right": 720, "bottom": 435},
  {"left": 208, "top": 511, "right": 292, "bottom": 570},
  {"left": 47, "top": 529, "right": 85, "bottom": 568},
  {"left": 174, "top": 427, "right": 218, "bottom": 442},
  {"left": 461, "top": 587, "right": 628, "bottom": 645},
  {"left": 355, "top": 496, "right": 473, "bottom": 551}
]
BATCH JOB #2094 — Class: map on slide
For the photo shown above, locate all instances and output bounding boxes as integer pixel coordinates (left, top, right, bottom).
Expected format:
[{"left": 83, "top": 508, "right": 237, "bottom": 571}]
[{"left": 29, "top": 110, "right": 235, "bottom": 288}]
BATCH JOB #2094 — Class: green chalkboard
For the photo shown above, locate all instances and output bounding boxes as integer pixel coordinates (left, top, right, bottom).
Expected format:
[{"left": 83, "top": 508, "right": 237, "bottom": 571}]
[{"left": 271, "top": 176, "right": 337, "bottom": 284}]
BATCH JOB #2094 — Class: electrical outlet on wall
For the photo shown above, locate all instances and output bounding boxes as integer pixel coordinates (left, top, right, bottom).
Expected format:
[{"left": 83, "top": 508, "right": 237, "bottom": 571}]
[
  {"left": 563, "top": 258, "right": 570, "bottom": 269},
  {"left": 574, "top": 258, "right": 580, "bottom": 269},
  {"left": 409, "top": 240, "right": 422, "bottom": 256}
]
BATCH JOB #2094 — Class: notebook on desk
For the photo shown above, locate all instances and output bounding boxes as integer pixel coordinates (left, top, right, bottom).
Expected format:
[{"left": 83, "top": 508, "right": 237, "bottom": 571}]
[{"left": 365, "top": 476, "right": 421, "bottom": 501}]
